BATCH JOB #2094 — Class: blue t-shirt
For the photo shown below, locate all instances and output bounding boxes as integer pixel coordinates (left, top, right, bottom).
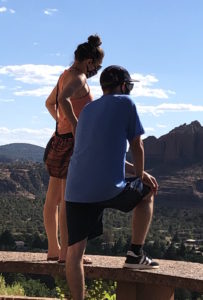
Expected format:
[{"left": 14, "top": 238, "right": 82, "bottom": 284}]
[{"left": 65, "top": 94, "right": 144, "bottom": 203}]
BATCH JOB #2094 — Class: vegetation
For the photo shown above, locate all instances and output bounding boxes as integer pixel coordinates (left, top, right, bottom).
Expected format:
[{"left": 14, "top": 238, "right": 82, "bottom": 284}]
[
  {"left": 0, "top": 203, "right": 203, "bottom": 299},
  {"left": 0, "top": 274, "right": 24, "bottom": 296},
  {"left": 1, "top": 273, "right": 58, "bottom": 297},
  {"left": 0, "top": 160, "right": 202, "bottom": 299},
  {"left": 55, "top": 277, "right": 116, "bottom": 300}
]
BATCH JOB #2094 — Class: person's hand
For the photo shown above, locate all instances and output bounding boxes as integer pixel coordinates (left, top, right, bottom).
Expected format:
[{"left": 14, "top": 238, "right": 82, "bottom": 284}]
[{"left": 142, "top": 171, "right": 159, "bottom": 195}]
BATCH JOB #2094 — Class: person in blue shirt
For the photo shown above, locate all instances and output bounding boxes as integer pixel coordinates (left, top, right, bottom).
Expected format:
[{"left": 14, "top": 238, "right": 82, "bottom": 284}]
[{"left": 65, "top": 65, "right": 159, "bottom": 300}]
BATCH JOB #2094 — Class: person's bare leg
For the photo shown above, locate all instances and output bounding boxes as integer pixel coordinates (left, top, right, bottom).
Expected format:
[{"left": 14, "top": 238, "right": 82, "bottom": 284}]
[
  {"left": 131, "top": 193, "right": 154, "bottom": 245},
  {"left": 59, "top": 179, "right": 68, "bottom": 261},
  {"left": 66, "top": 239, "right": 87, "bottom": 300},
  {"left": 43, "top": 176, "right": 61, "bottom": 259}
]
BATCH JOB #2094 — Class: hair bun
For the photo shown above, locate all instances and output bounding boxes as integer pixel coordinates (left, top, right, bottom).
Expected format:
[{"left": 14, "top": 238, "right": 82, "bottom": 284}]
[{"left": 88, "top": 34, "right": 102, "bottom": 47}]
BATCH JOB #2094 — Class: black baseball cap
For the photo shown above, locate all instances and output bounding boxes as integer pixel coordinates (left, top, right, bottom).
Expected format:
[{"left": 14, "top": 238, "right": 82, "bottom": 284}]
[{"left": 100, "top": 65, "right": 139, "bottom": 88}]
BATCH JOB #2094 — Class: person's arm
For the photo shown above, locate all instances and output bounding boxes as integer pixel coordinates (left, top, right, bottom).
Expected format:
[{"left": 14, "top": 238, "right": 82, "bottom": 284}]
[
  {"left": 58, "top": 74, "right": 86, "bottom": 134},
  {"left": 45, "top": 83, "right": 77, "bottom": 125},
  {"left": 45, "top": 85, "right": 58, "bottom": 121},
  {"left": 129, "top": 136, "right": 144, "bottom": 180},
  {"left": 129, "top": 136, "right": 158, "bottom": 193},
  {"left": 125, "top": 160, "right": 135, "bottom": 176}
]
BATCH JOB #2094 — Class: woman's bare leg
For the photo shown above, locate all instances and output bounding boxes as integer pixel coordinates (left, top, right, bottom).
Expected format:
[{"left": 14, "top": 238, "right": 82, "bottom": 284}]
[
  {"left": 59, "top": 179, "right": 68, "bottom": 261},
  {"left": 43, "top": 176, "right": 61, "bottom": 259}
]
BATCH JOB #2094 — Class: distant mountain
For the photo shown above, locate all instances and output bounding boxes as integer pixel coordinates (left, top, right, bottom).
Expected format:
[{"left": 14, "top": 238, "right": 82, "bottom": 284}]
[
  {"left": 0, "top": 162, "right": 49, "bottom": 199},
  {"left": 0, "top": 143, "right": 44, "bottom": 163},
  {"left": 0, "top": 121, "right": 202, "bottom": 209},
  {"left": 127, "top": 121, "right": 203, "bottom": 208},
  {"left": 2, "top": 121, "right": 202, "bottom": 165},
  {"left": 144, "top": 121, "right": 203, "bottom": 168}
]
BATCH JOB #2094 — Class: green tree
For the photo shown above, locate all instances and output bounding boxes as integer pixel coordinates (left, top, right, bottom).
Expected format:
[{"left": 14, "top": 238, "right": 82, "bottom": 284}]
[
  {"left": 177, "top": 242, "right": 187, "bottom": 259},
  {"left": 172, "top": 232, "right": 180, "bottom": 243},
  {"left": 31, "top": 232, "right": 44, "bottom": 249},
  {"left": 0, "top": 230, "right": 15, "bottom": 250},
  {"left": 164, "top": 243, "right": 177, "bottom": 260},
  {"left": 111, "top": 237, "right": 125, "bottom": 255}
]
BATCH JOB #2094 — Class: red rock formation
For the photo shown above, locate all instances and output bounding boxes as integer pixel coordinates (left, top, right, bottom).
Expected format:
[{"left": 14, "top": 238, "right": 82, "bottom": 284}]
[{"left": 144, "top": 121, "right": 203, "bottom": 167}]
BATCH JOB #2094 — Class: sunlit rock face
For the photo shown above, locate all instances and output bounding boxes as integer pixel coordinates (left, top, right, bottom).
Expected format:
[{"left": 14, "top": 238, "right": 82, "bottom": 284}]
[
  {"left": 127, "top": 121, "right": 203, "bottom": 208},
  {"left": 144, "top": 121, "right": 203, "bottom": 167}
]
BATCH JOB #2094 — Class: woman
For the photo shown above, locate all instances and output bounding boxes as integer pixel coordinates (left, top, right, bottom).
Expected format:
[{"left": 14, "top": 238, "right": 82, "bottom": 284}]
[{"left": 43, "top": 35, "right": 104, "bottom": 262}]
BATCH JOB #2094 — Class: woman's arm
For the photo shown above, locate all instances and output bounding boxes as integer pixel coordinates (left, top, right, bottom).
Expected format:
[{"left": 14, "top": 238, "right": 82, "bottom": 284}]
[
  {"left": 58, "top": 74, "right": 86, "bottom": 134},
  {"left": 45, "top": 84, "right": 76, "bottom": 129},
  {"left": 45, "top": 84, "right": 77, "bottom": 134},
  {"left": 45, "top": 85, "right": 58, "bottom": 121}
]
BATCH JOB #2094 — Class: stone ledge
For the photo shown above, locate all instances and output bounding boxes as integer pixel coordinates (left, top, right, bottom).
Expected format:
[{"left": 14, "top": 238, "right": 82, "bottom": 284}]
[{"left": 0, "top": 251, "right": 202, "bottom": 293}]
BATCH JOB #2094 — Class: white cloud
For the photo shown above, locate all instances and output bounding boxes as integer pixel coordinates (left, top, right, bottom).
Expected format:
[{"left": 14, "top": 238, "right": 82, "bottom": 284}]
[
  {"left": 14, "top": 86, "right": 54, "bottom": 97},
  {"left": 156, "top": 123, "right": 167, "bottom": 128},
  {"left": 0, "top": 64, "right": 65, "bottom": 85},
  {"left": 44, "top": 8, "right": 58, "bottom": 16},
  {"left": 16, "top": 84, "right": 101, "bottom": 99},
  {"left": 0, "top": 6, "right": 15, "bottom": 13},
  {"left": 130, "top": 74, "right": 174, "bottom": 99},
  {"left": 0, "top": 127, "right": 53, "bottom": 147},
  {"left": 167, "top": 90, "right": 176, "bottom": 95},
  {"left": 90, "top": 72, "right": 174, "bottom": 99},
  {"left": 0, "top": 64, "right": 174, "bottom": 100},
  {"left": 88, "top": 72, "right": 101, "bottom": 83},
  {"left": 0, "top": 85, "right": 5, "bottom": 90},
  {"left": 145, "top": 127, "right": 155, "bottom": 132},
  {"left": 0, "top": 6, "right": 6, "bottom": 12},
  {"left": 11, "top": 85, "right": 22, "bottom": 91},
  {"left": 9, "top": 8, "right": 15, "bottom": 14},
  {"left": 131, "top": 73, "right": 158, "bottom": 86},
  {"left": 131, "top": 86, "right": 170, "bottom": 99},
  {"left": 88, "top": 85, "right": 103, "bottom": 99},
  {"left": 137, "top": 103, "right": 203, "bottom": 116}
]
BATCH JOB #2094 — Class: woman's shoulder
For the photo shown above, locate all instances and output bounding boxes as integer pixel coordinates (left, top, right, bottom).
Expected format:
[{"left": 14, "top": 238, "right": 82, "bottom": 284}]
[{"left": 62, "top": 68, "right": 86, "bottom": 86}]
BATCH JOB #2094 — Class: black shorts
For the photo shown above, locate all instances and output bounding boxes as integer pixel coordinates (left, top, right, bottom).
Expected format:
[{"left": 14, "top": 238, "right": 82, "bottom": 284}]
[{"left": 66, "top": 178, "right": 151, "bottom": 246}]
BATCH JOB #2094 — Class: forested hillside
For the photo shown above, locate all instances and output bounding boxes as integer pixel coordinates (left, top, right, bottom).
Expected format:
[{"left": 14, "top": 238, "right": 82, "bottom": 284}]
[{"left": 0, "top": 121, "right": 202, "bottom": 258}]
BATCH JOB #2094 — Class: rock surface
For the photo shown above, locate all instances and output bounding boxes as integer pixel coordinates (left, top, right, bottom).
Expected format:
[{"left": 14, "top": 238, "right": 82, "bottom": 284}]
[
  {"left": 0, "top": 251, "right": 203, "bottom": 293},
  {"left": 144, "top": 121, "right": 203, "bottom": 167}
]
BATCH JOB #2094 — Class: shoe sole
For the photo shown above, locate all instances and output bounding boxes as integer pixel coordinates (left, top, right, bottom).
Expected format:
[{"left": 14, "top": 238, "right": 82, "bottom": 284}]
[
  {"left": 123, "top": 263, "right": 159, "bottom": 270},
  {"left": 47, "top": 256, "right": 59, "bottom": 261}
]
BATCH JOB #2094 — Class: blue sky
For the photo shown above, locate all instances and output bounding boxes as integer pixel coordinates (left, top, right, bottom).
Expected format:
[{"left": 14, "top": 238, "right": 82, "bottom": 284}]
[{"left": 0, "top": 0, "right": 203, "bottom": 147}]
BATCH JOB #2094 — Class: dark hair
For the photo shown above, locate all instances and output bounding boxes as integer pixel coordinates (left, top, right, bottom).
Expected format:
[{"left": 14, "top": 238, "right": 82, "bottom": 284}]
[
  {"left": 100, "top": 65, "right": 138, "bottom": 92},
  {"left": 74, "top": 34, "right": 104, "bottom": 62}
]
